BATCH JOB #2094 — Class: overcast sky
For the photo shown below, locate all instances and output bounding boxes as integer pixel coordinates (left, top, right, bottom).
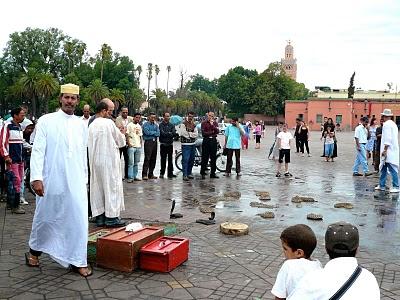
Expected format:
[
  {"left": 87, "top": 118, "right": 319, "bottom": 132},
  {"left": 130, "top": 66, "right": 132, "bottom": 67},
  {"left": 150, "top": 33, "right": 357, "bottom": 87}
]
[{"left": 1, "top": 0, "right": 399, "bottom": 94}]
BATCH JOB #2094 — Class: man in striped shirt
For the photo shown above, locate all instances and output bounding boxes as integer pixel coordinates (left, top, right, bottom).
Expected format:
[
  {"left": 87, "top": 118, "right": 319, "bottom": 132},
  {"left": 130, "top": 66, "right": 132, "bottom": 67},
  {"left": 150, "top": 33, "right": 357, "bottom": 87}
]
[{"left": 1, "top": 107, "right": 26, "bottom": 214}]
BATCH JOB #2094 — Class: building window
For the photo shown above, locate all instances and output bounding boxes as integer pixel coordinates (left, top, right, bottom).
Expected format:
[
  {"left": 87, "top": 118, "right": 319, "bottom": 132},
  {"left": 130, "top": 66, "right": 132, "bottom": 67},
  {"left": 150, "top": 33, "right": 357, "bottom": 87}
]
[
  {"left": 316, "top": 114, "right": 323, "bottom": 124},
  {"left": 355, "top": 114, "right": 358, "bottom": 118},
  {"left": 361, "top": 114, "right": 363, "bottom": 117},
  {"left": 298, "top": 114, "right": 304, "bottom": 120},
  {"left": 336, "top": 115, "right": 343, "bottom": 124}
]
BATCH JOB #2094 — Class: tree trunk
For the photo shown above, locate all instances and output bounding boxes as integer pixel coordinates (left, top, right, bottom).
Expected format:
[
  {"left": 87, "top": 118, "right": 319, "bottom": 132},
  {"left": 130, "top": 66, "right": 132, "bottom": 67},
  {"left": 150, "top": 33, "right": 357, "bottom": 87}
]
[
  {"left": 166, "top": 72, "right": 170, "bottom": 97},
  {"left": 32, "top": 95, "right": 37, "bottom": 120},
  {"left": 100, "top": 62, "right": 104, "bottom": 82},
  {"left": 147, "top": 79, "right": 151, "bottom": 105}
]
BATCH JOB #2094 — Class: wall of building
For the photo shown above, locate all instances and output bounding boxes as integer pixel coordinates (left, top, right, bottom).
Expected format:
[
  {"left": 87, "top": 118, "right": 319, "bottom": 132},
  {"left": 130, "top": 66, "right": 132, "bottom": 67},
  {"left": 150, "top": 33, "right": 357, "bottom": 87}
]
[
  {"left": 243, "top": 114, "right": 285, "bottom": 125},
  {"left": 285, "top": 99, "right": 400, "bottom": 131}
]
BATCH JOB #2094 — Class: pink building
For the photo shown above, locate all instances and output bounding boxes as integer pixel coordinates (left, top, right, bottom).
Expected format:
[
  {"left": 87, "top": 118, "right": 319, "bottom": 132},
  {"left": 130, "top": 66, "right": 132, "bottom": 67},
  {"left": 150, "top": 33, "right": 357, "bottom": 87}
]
[{"left": 285, "top": 98, "right": 400, "bottom": 131}]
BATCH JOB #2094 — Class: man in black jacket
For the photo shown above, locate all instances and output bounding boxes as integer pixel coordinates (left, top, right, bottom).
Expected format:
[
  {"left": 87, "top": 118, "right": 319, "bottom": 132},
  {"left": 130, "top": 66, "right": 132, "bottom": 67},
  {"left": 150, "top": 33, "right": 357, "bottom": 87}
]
[{"left": 159, "top": 112, "right": 176, "bottom": 178}]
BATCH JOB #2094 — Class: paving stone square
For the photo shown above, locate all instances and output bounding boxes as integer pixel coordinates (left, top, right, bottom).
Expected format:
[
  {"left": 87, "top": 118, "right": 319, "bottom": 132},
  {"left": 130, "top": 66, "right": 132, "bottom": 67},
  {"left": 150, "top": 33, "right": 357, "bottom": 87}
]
[{"left": 0, "top": 128, "right": 399, "bottom": 299}]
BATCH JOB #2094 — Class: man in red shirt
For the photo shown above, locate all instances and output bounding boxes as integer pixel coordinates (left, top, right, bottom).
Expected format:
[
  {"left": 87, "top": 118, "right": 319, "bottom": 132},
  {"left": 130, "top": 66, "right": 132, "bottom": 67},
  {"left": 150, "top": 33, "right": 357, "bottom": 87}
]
[{"left": 200, "top": 111, "right": 220, "bottom": 179}]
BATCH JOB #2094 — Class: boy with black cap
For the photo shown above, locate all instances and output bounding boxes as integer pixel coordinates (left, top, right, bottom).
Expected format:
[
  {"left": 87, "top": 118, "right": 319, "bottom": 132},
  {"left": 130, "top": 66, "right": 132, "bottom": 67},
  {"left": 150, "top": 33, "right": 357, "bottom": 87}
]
[{"left": 289, "top": 222, "right": 380, "bottom": 299}]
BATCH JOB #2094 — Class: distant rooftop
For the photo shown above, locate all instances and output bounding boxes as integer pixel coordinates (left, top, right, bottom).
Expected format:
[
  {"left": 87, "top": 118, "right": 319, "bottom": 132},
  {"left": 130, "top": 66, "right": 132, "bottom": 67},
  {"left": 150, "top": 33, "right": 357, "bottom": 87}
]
[{"left": 312, "top": 87, "right": 398, "bottom": 99}]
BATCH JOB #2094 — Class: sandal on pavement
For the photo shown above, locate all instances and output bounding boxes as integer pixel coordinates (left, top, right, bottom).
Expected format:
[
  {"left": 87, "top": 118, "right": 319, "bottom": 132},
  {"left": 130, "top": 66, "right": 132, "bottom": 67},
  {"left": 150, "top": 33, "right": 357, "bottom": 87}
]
[
  {"left": 25, "top": 252, "right": 40, "bottom": 267},
  {"left": 71, "top": 265, "right": 93, "bottom": 278}
]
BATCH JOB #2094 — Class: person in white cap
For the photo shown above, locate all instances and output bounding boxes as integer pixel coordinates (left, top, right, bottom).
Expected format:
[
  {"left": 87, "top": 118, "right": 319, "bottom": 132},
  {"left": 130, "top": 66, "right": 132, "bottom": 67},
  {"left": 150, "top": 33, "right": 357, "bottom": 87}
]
[
  {"left": 375, "top": 108, "right": 399, "bottom": 193},
  {"left": 26, "top": 83, "right": 92, "bottom": 277}
]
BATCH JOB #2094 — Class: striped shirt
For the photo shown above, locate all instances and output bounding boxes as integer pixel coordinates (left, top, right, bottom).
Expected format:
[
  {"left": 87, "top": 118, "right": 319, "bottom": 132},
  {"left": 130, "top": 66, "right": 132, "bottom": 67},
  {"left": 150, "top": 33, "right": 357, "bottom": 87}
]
[{"left": 1, "top": 120, "right": 24, "bottom": 163}]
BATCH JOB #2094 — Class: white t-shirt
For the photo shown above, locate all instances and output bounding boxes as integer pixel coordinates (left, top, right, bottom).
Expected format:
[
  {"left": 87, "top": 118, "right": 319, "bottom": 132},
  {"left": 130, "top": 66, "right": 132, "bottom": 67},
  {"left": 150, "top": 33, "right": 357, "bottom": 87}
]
[
  {"left": 272, "top": 258, "right": 322, "bottom": 299},
  {"left": 354, "top": 124, "right": 368, "bottom": 143},
  {"left": 288, "top": 257, "right": 380, "bottom": 300},
  {"left": 277, "top": 131, "right": 293, "bottom": 149}
]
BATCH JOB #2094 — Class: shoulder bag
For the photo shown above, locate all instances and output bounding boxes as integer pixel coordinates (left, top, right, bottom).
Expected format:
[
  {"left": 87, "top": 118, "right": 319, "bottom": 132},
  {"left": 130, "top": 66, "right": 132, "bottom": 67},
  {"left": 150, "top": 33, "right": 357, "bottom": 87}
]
[{"left": 329, "top": 265, "right": 362, "bottom": 300}]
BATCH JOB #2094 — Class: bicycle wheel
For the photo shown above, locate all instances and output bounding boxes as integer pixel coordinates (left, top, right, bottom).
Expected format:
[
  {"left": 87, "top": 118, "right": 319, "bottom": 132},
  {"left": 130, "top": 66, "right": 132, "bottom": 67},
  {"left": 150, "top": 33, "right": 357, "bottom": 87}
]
[
  {"left": 216, "top": 154, "right": 226, "bottom": 172},
  {"left": 175, "top": 152, "right": 183, "bottom": 171}
]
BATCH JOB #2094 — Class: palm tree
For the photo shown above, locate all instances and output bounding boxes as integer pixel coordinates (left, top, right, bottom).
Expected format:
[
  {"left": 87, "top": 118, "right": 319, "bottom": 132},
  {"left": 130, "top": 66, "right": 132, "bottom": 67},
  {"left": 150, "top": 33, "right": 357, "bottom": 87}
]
[
  {"left": 110, "top": 88, "right": 126, "bottom": 112},
  {"left": 18, "top": 68, "right": 40, "bottom": 118},
  {"left": 146, "top": 63, "right": 153, "bottom": 103},
  {"left": 154, "top": 64, "right": 160, "bottom": 89},
  {"left": 126, "top": 88, "right": 145, "bottom": 112},
  {"left": 136, "top": 65, "right": 142, "bottom": 86},
  {"left": 150, "top": 88, "right": 166, "bottom": 115},
  {"left": 166, "top": 66, "right": 171, "bottom": 97},
  {"left": 36, "top": 73, "right": 59, "bottom": 114},
  {"left": 87, "top": 79, "right": 109, "bottom": 103},
  {"left": 99, "top": 43, "right": 112, "bottom": 82}
]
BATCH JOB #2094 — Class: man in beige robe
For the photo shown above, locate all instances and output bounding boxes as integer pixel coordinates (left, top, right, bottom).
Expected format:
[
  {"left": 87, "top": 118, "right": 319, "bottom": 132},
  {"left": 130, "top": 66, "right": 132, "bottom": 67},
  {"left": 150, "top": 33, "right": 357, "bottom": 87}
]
[{"left": 88, "top": 101, "right": 126, "bottom": 227}]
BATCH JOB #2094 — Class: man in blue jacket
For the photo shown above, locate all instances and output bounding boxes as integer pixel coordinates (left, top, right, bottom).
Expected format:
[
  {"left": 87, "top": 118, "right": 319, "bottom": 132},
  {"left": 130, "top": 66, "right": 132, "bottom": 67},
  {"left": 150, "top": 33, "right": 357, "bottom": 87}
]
[{"left": 142, "top": 112, "right": 160, "bottom": 180}]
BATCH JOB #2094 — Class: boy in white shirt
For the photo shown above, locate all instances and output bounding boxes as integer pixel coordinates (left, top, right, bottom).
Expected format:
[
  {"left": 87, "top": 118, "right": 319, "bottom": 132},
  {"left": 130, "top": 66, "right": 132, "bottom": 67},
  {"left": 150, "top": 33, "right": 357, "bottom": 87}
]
[
  {"left": 276, "top": 123, "right": 294, "bottom": 177},
  {"left": 271, "top": 224, "right": 322, "bottom": 300}
]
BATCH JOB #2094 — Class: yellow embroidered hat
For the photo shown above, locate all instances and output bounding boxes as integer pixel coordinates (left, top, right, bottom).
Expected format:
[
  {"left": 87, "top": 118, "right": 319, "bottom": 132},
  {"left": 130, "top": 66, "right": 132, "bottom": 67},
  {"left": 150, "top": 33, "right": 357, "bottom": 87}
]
[{"left": 60, "top": 83, "right": 79, "bottom": 95}]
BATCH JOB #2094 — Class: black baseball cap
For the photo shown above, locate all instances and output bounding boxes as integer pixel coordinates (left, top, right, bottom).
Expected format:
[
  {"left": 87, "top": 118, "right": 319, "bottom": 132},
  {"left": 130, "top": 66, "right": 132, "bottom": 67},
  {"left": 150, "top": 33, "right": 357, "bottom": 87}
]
[{"left": 325, "top": 222, "right": 359, "bottom": 254}]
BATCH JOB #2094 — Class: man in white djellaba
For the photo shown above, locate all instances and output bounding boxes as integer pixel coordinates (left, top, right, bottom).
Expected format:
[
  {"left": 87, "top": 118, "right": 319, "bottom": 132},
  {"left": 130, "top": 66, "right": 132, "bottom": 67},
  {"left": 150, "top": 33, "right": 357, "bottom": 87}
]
[
  {"left": 88, "top": 101, "right": 127, "bottom": 227},
  {"left": 26, "top": 83, "right": 92, "bottom": 277},
  {"left": 375, "top": 108, "right": 400, "bottom": 193}
]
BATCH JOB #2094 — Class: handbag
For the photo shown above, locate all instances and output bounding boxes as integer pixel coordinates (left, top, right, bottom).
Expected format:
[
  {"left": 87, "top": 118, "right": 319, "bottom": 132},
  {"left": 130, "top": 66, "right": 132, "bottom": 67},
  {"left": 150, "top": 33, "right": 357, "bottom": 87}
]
[{"left": 329, "top": 265, "right": 362, "bottom": 300}]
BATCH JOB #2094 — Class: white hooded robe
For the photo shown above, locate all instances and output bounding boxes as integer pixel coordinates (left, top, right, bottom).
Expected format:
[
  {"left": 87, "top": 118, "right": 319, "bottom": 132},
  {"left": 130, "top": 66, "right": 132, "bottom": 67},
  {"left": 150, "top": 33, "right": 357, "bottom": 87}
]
[
  {"left": 29, "top": 110, "right": 88, "bottom": 268},
  {"left": 88, "top": 117, "right": 126, "bottom": 218}
]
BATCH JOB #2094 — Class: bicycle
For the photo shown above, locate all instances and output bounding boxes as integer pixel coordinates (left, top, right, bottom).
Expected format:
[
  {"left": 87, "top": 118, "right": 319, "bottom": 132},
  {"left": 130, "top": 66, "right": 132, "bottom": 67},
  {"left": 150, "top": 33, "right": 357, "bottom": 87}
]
[{"left": 175, "top": 141, "right": 227, "bottom": 172}]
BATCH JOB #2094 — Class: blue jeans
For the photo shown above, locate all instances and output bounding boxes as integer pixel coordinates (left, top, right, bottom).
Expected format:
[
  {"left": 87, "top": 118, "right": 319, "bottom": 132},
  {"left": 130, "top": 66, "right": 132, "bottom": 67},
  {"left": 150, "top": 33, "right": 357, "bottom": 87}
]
[
  {"left": 352, "top": 144, "right": 369, "bottom": 174},
  {"left": 128, "top": 147, "right": 141, "bottom": 179},
  {"left": 379, "top": 163, "right": 399, "bottom": 188},
  {"left": 182, "top": 145, "right": 196, "bottom": 177}
]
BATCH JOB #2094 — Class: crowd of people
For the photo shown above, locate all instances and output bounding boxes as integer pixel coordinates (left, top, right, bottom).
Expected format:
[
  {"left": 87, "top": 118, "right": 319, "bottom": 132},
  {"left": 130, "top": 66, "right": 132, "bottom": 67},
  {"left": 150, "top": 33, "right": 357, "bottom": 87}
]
[{"left": 0, "top": 83, "right": 397, "bottom": 292}]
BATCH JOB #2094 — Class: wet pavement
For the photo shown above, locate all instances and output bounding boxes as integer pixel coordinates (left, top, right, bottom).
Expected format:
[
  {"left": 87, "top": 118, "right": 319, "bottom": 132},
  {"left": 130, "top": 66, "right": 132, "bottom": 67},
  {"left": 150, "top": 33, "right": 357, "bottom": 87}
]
[{"left": 1, "top": 128, "right": 400, "bottom": 299}]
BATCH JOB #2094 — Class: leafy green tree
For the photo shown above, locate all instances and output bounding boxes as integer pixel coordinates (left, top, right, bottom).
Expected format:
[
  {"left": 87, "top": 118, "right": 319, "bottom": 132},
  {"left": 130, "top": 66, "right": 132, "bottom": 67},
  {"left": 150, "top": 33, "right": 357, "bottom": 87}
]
[
  {"left": 251, "top": 62, "right": 308, "bottom": 116},
  {"left": 189, "top": 74, "right": 218, "bottom": 95},
  {"left": 217, "top": 66, "right": 257, "bottom": 116},
  {"left": 87, "top": 79, "right": 109, "bottom": 103},
  {"left": 62, "top": 39, "right": 87, "bottom": 75}
]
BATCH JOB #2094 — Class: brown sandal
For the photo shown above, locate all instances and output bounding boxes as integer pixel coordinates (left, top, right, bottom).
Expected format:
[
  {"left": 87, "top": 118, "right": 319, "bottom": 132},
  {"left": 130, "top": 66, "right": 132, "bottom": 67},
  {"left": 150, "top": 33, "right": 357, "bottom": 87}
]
[
  {"left": 71, "top": 265, "right": 93, "bottom": 278},
  {"left": 25, "top": 252, "right": 40, "bottom": 267}
]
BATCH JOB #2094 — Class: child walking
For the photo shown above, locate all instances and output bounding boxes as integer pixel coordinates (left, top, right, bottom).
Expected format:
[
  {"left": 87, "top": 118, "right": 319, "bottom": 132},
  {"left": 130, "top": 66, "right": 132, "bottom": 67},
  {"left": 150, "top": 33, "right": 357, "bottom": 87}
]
[{"left": 271, "top": 224, "right": 322, "bottom": 300}]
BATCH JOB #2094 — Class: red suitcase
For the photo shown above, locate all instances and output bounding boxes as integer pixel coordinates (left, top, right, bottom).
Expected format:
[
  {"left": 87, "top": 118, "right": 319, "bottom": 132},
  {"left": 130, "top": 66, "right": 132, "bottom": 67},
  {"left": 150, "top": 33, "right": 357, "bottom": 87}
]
[
  {"left": 96, "top": 226, "right": 163, "bottom": 272},
  {"left": 139, "top": 236, "right": 189, "bottom": 272}
]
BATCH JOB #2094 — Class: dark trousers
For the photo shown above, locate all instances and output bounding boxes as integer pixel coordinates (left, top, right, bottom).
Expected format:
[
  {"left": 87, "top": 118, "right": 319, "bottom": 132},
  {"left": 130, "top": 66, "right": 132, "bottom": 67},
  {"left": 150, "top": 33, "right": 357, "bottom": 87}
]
[
  {"left": 0, "top": 156, "right": 5, "bottom": 195},
  {"left": 142, "top": 140, "right": 157, "bottom": 177},
  {"left": 160, "top": 144, "right": 174, "bottom": 177},
  {"left": 119, "top": 146, "right": 129, "bottom": 179},
  {"left": 373, "top": 146, "right": 380, "bottom": 172},
  {"left": 226, "top": 149, "right": 241, "bottom": 174},
  {"left": 299, "top": 139, "right": 310, "bottom": 154},
  {"left": 201, "top": 138, "right": 217, "bottom": 176},
  {"left": 295, "top": 137, "right": 300, "bottom": 152}
]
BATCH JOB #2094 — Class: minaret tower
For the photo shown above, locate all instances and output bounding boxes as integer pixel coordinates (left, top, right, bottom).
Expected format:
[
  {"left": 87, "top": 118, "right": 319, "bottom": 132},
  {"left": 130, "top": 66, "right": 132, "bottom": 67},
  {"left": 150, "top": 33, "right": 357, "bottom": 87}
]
[{"left": 281, "top": 40, "right": 297, "bottom": 81}]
